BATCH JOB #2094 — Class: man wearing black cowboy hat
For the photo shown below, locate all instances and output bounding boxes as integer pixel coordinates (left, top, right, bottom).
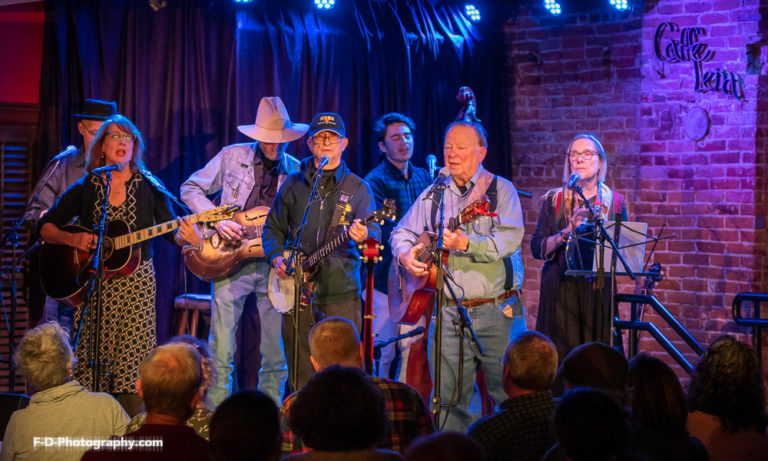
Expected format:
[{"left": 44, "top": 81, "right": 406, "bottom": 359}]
[
  {"left": 181, "top": 96, "right": 307, "bottom": 408},
  {"left": 25, "top": 98, "right": 118, "bottom": 336}
]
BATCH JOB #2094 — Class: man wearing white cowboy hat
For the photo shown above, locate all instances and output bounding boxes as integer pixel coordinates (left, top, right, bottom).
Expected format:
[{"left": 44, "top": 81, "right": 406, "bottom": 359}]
[{"left": 181, "top": 96, "right": 308, "bottom": 408}]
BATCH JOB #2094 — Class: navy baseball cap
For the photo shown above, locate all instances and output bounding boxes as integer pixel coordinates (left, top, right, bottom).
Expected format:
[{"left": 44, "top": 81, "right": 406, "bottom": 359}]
[{"left": 308, "top": 112, "right": 346, "bottom": 138}]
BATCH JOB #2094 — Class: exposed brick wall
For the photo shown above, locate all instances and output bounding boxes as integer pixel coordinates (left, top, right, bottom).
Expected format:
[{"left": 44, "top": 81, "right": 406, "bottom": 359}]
[{"left": 506, "top": 0, "right": 767, "bottom": 371}]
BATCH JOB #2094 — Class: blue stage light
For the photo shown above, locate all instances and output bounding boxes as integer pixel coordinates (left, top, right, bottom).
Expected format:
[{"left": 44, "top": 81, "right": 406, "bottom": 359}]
[
  {"left": 233, "top": 0, "right": 253, "bottom": 3},
  {"left": 609, "top": 0, "right": 629, "bottom": 10},
  {"left": 464, "top": 4, "right": 481, "bottom": 22},
  {"left": 314, "top": 0, "right": 335, "bottom": 9},
  {"left": 544, "top": 0, "right": 562, "bottom": 15}
]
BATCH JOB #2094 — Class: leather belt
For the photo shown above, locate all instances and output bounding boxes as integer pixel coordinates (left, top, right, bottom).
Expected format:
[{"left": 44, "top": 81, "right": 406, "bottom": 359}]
[{"left": 461, "top": 288, "right": 521, "bottom": 308}]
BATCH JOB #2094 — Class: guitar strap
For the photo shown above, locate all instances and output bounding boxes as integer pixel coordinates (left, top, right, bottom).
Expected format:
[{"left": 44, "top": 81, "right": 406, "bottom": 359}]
[
  {"left": 429, "top": 171, "right": 518, "bottom": 291},
  {"left": 323, "top": 172, "right": 363, "bottom": 245},
  {"left": 139, "top": 168, "right": 192, "bottom": 214}
]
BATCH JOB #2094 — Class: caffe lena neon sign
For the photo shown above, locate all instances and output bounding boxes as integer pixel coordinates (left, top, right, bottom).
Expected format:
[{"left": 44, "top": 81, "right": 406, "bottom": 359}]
[{"left": 654, "top": 22, "right": 745, "bottom": 100}]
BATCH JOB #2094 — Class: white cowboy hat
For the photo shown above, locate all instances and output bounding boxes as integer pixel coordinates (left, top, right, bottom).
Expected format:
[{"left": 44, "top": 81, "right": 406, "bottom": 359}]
[{"left": 237, "top": 97, "right": 309, "bottom": 143}]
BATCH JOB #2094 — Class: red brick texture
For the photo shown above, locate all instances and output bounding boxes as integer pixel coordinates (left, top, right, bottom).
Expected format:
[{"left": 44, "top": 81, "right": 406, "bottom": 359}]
[{"left": 505, "top": 0, "right": 767, "bottom": 370}]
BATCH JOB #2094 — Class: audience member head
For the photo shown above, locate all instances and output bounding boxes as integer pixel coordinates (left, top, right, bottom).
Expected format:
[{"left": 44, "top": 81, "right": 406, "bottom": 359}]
[
  {"left": 687, "top": 335, "right": 767, "bottom": 433},
  {"left": 138, "top": 342, "right": 202, "bottom": 420},
  {"left": 557, "top": 342, "right": 628, "bottom": 403},
  {"left": 210, "top": 390, "right": 280, "bottom": 461},
  {"left": 503, "top": 331, "right": 558, "bottom": 396},
  {"left": 169, "top": 334, "right": 215, "bottom": 404},
  {"left": 627, "top": 354, "right": 688, "bottom": 445},
  {"left": 404, "top": 432, "right": 484, "bottom": 461},
  {"left": 554, "top": 388, "right": 630, "bottom": 461},
  {"left": 289, "top": 366, "right": 387, "bottom": 452},
  {"left": 15, "top": 322, "right": 75, "bottom": 392},
  {"left": 308, "top": 317, "right": 362, "bottom": 370}
]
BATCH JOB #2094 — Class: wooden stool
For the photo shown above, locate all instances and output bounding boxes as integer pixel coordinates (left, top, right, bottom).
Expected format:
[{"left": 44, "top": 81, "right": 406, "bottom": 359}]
[{"left": 174, "top": 293, "right": 212, "bottom": 339}]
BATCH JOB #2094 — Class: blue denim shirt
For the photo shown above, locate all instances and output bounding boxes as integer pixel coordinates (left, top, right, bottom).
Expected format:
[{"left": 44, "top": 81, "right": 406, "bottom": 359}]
[
  {"left": 180, "top": 142, "right": 300, "bottom": 213},
  {"left": 390, "top": 165, "right": 525, "bottom": 301},
  {"left": 25, "top": 147, "right": 87, "bottom": 228}
]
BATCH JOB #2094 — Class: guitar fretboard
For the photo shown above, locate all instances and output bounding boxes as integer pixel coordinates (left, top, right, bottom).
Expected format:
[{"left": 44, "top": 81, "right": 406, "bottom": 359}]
[
  {"left": 301, "top": 231, "right": 348, "bottom": 272},
  {"left": 112, "top": 214, "right": 212, "bottom": 250}
]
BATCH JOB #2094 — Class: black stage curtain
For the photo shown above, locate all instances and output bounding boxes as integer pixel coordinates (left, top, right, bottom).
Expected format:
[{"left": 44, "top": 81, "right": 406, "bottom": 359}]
[{"left": 37, "top": 0, "right": 511, "bottom": 342}]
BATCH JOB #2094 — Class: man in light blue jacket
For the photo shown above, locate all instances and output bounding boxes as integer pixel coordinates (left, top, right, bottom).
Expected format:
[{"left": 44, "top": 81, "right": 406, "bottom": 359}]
[{"left": 181, "top": 97, "right": 307, "bottom": 408}]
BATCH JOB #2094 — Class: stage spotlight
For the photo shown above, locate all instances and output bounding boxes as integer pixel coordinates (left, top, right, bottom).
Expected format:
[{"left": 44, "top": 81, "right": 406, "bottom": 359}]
[
  {"left": 314, "top": 0, "right": 335, "bottom": 9},
  {"left": 609, "top": 0, "right": 629, "bottom": 10},
  {"left": 544, "top": 0, "right": 562, "bottom": 15},
  {"left": 464, "top": 4, "right": 481, "bottom": 22},
  {"left": 233, "top": 0, "right": 254, "bottom": 3}
]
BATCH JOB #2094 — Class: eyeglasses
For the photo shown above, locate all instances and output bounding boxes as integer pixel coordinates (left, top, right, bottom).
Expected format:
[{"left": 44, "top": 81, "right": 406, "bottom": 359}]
[
  {"left": 312, "top": 133, "right": 343, "bottom": 145},
  {"left": 569, "top": 150, "right": 598, "bottom": 160},
  {"left": 107, "top": 132, "right": 136, "bottom": 142}
]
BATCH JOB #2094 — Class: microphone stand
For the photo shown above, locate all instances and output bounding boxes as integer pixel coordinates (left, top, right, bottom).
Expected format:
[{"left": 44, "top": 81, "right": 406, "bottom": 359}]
[
  {"left": 373, "top": 326, "right": 425, "bottom": 377},
  {"left": 569, "top": 182, "right": 634, "bottom": 348},
  {"left": 83, "top": 171, "right": 115, "bottom": 392},
  {"left": 431, "top": 181, "right": 447, "bottom": 422},
  {"left": 283, "top": 165, "right": 324, "bottom": 392}
]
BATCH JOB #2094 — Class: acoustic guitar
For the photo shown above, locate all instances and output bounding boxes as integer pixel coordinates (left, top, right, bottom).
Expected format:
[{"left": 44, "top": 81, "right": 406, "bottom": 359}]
[
  {"left": 391, "top": 196, "right": 495, "bottom": 324},
  {"left": 40, "top": 205, "right": 237, "bottom": 307},
  {"left": 183, "top": 205, "right": 269, "bottom": 281},
  {"left": 267, "top": 200, "right": 396, "bottom": 313}
]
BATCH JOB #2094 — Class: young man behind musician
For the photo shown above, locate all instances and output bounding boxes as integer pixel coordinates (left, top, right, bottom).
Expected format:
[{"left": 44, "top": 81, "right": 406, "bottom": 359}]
[
  {"left": 362, "top": 112, "right": 433, "bottom": 379},
  {"left": 180, "top": 96, "right": 307, "bottom": 408}
]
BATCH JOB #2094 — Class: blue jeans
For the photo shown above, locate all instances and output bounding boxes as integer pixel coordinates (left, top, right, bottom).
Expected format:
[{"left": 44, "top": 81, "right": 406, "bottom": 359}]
[
  {"left": 44, "top": 296, "right": 76, "bottom": 344},
  {"left": 207, "top": 261, "right": 287, "bottom": 408},
  {"left": 430, "top": 298, "right": 527, "bottom": 432}
]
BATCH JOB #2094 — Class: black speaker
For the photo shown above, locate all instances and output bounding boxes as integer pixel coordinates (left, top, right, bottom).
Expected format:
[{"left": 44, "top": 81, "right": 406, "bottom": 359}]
[{"left": 0, "top": 393, "right": 30, "bottom": 440}]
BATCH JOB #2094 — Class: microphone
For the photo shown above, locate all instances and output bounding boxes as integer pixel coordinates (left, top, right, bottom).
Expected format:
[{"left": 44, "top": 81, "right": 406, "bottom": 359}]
[
  {"left": 567, "top": 172, "right": 581, "bottom": 190},
  {"left": 426, "top": 167, "right": 450, "bottom": 195},
  {"left": 426, "top": 154, "right": 437, "bottom": 179},
  {"left": 51, "top": 145, "right": 77, "bottom": 162},
  {"left": 91, "top": 162, "right": 127, "bottom": 175},
  {"left": 317, "top": 155, "right": 330, "bottom": 170}
]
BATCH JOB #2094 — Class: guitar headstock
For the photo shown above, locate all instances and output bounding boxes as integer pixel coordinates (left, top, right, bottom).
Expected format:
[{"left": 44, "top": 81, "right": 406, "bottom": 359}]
[
  {"left": 358, "top": 238, "right": 383, "bottom": 264},
  {"left": 192, "top": 205, "right": 240, "bottom": 224},
  {"left": 366, "top": 199, "right": 397, "bottom": 225},
  {"left": 459, "top": 196, "right": 497, "bottom": 224}
]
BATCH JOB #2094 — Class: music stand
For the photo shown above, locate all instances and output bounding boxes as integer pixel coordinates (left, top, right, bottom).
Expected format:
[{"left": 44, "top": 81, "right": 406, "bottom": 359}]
[{"left": 565, "top": 216, "right": 673, "bottom": 348}]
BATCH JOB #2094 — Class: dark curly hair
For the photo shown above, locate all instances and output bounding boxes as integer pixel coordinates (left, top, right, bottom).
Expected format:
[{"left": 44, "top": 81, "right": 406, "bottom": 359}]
[
  {"left": 686, "top": 335, "right": 767, "bottom": 433},
  {"left": 289, "top": 366, "right": 388, "bottom": 451},
  {"left": 373, "top": 112, "right": 415, "bottom": 143}
]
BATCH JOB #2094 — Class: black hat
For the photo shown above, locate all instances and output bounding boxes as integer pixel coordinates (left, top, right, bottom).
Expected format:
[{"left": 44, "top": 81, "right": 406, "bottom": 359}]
[
  {"left": 74, "top": 99, "right": 118, "bottom": 121},
  {"left": 308, "top": 112, "right": 346, "bottom": 138}
]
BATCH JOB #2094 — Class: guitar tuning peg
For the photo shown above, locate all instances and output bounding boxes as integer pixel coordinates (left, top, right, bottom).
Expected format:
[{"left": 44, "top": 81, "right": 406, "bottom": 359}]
[
  {"left": 360, "top": 256, "right": 368, "bottom": 263},
  {"left": 376, "top": 256, "right": 383, "bottom": 262},
  {"left": 378, "top": 244, "right": 384, "bottom": 251}
]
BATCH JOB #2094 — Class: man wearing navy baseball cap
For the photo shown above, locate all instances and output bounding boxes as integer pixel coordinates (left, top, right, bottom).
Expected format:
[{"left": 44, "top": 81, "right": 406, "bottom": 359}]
[{"left": 262, "top": 111, "right": 381, "bottom": 392}]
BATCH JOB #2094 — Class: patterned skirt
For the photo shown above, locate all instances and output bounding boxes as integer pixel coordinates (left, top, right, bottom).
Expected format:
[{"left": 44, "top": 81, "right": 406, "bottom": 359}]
[{"left": 73, "top": 258, "right": 157, "bottom": 394}]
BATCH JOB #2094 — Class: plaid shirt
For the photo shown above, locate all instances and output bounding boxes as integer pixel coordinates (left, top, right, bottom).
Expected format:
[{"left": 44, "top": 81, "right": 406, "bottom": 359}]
[
  {"left": 363, "top": 159, "right": 432, "bottom": 293},
  {"left": 281, "top": 376, "right": 434, "bottom": 456},
  {"left": 468, "top": 391, "right": 557, "bottom": 461}
]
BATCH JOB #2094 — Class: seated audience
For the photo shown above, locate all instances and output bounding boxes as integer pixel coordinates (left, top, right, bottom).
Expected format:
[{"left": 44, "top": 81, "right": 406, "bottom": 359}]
[
  {"left": 686, "top": 335, "right": 768, "bottom": 461},
  {"left": 627, "top": 354, "right": 708, "bottom": 461},
  {"left": 127, "top": 335, "right": 214, "bottom": 439},
  {"left": 210, "top": 390, "right": 281, "bottom": 461},
  {"left": 281, "top": 317, "right": 433, "bottom": 456},
  {"left": 285, "top": 365, "right": 401, "bottom": 460},
  {"left": 404, "top": 432, "right": 485, "bottom": 461},
  {"left": 553, "top": 388, "right": 634, "bottom": 461},
  {"left": 1, "top": 322, "right": 129, "bottom": 461},
  {"left": 468, "top": 331, "right": 558, "bottom": 461},
  {"left": 556, "top": 341, "right": 628, "bottom": 403},
  {"left": 82, "top": 343, "right": 209, "bottom": 460}
]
